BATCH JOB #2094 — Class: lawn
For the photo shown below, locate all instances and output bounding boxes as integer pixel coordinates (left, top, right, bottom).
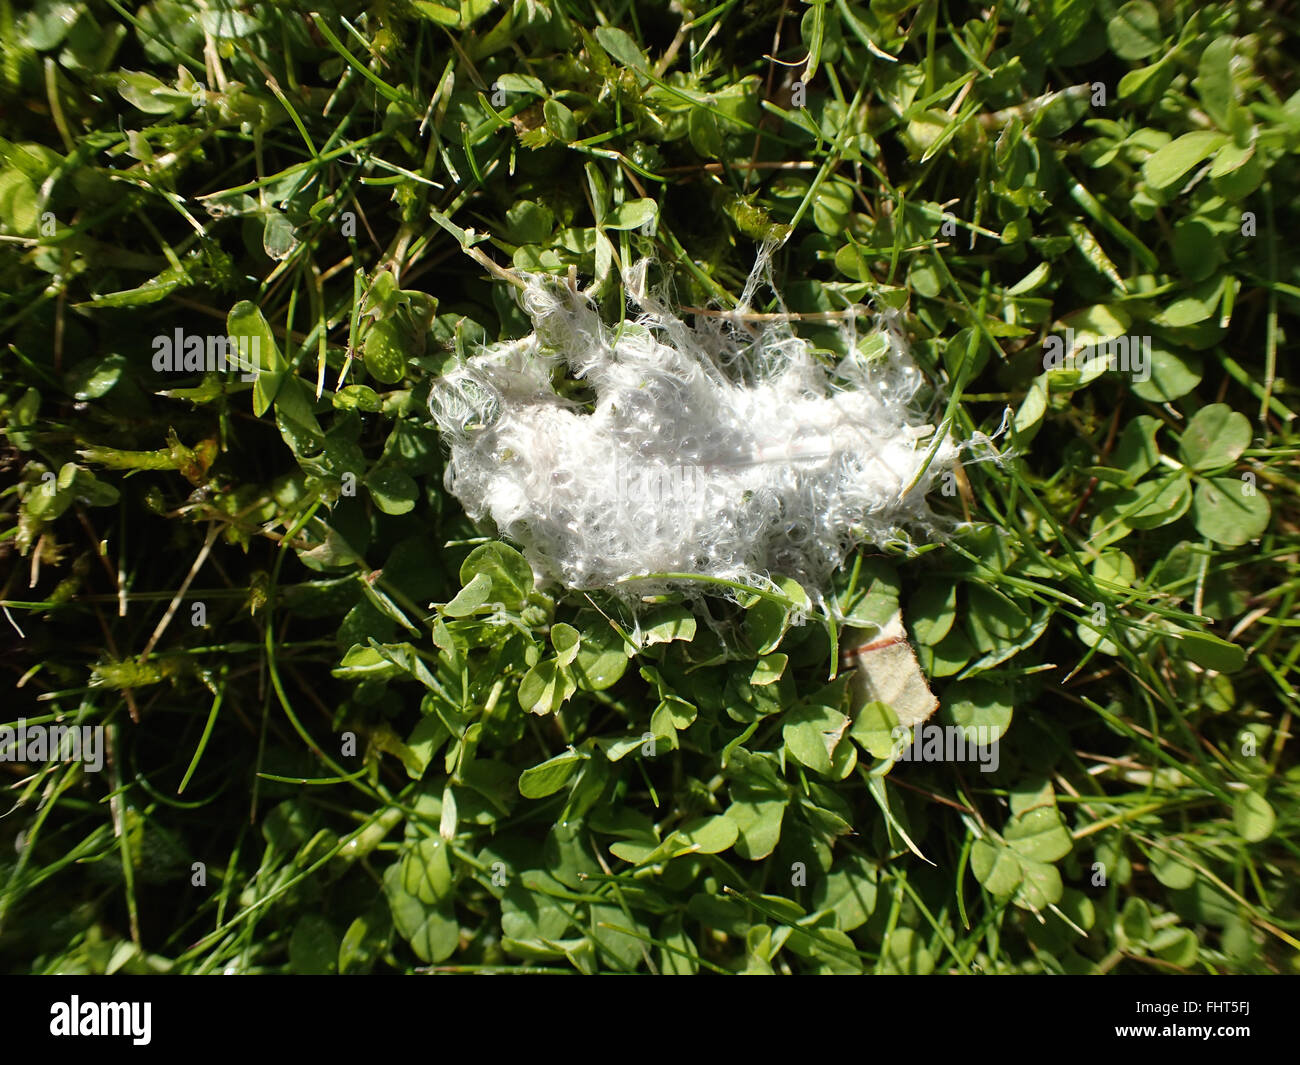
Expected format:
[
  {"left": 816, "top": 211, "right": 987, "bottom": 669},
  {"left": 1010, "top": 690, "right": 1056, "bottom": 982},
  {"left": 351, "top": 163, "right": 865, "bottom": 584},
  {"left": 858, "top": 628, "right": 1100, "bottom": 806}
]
[{"left": 0, "top": 0, "right": 1297, "bottom": 974}]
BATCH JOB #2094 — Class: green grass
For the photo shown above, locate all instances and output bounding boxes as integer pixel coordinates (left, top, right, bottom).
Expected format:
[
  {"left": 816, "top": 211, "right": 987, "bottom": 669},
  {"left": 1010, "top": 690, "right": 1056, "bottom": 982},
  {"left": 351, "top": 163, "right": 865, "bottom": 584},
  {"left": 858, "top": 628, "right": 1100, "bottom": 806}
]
[{"left": 0, "top": 0, "right": 1298, "bottom": 974}]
